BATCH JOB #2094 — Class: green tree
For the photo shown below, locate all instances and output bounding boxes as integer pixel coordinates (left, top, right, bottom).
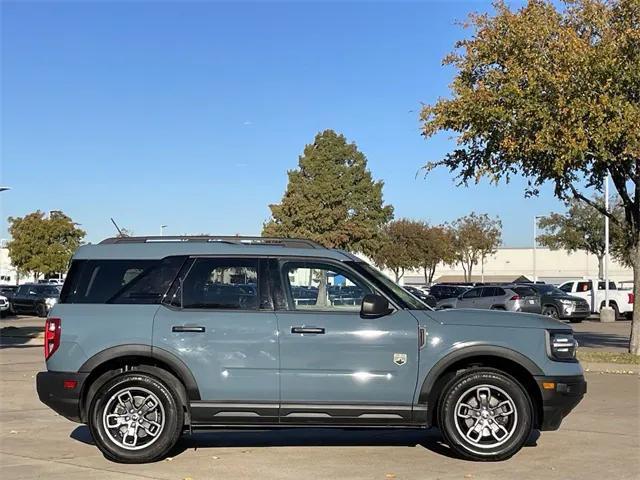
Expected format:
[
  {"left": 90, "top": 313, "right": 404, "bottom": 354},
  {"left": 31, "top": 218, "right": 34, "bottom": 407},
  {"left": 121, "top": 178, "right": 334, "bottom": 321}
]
[
  {"left": 451, "top": 213, "right": 502, "bottom": 282},
  {"left": 538, "top": 197, "right": 628, "bottom": 277},
  {"left": 370, "top": 219, "right": 424, "bottom": 282},
  {"left": 263, "top": 129, "right": 394, "bottom": 255},
  {"left": 420, "top": 0, "right": 640, "bottom": 353},
  {"left": 415, "top": 223, "right": 456, "bottom": 284},
  {"left": 7, "top": 210, "right": 85, "bottom": 280}
]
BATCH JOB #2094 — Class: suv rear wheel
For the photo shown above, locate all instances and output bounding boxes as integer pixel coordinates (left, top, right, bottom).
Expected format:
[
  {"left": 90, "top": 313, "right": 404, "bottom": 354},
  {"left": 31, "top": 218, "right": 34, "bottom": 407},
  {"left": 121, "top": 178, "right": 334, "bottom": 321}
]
[
  {"left": 88, "top": 372, "right": 183, "bottom": 463},
  {"left": 438, "top": 368, "right": 533, "bottom": 461}
]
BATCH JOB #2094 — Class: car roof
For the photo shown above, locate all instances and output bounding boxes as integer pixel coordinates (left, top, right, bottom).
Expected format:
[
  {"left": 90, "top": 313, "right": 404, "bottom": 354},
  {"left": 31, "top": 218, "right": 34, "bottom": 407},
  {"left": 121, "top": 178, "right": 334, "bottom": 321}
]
[{"left": 73, "top": 236, "right": 358, "bottom": 262}]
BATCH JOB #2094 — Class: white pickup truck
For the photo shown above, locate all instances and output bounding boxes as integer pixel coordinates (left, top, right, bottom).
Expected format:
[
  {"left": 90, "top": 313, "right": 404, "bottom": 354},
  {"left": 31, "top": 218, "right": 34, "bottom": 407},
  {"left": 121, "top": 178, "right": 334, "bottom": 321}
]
[{"left": 557, "top": 279, "right": 634, "bottom": 319}]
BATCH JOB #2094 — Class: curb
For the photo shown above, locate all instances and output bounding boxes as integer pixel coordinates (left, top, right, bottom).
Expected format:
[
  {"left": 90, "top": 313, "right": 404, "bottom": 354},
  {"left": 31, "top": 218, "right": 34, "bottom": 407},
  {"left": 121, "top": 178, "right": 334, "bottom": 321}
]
[{"left": 582, "top": 362, "right": 638, "bottom": 375}]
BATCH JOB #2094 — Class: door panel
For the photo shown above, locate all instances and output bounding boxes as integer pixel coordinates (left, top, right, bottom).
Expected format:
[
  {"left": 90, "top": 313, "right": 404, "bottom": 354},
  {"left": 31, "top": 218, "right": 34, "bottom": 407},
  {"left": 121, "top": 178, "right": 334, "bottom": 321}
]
[
  {"left": 152, "top": 256, "right": 280, "bottom": 424},
  {"left": 275, "top": 259, "right": 420, "bottom": 423},
  {"left": 153, "top": 306, "right": 279, "bottom": 403},
  {"left": 277, "top": 310, "right": 419, "bottom": 406}
]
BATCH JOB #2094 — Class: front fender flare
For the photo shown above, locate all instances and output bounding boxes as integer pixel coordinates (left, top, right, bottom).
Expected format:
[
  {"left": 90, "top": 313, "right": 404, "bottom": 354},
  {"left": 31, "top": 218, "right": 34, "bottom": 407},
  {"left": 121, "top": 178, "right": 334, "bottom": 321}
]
[{"left": 417, "top": 344, "right": 543, "bottom": 405}]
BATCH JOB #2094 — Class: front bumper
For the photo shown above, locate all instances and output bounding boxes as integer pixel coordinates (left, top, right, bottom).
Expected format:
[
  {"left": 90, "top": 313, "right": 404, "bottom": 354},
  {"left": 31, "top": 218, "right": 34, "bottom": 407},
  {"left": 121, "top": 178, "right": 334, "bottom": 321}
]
[
  {"left": 535, "top": 374, "right": 586, "bottom": 430},
  {"left": 558, "top": 305, "right": 590, "bottom": 320},
  {"left": 36, "top": 371, "right": 88, "bottom": 423}
]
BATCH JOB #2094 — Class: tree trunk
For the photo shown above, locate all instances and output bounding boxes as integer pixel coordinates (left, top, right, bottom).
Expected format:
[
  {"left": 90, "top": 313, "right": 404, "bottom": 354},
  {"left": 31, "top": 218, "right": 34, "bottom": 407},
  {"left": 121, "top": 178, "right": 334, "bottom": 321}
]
[
  {"left": 597, "top": 255, "right": 604, "bottom": 279},
  {"left": 423, "top": 266, "right": 429, "bottom": 284},
  {"left": 316, "top": 271, "right": 328, "bottom": 307},
  {"left": 630, "top": 242, "right": 640, "bottom": 355},
  {"left": 428, "top": 265, "right": 436, "bottom": 284}
]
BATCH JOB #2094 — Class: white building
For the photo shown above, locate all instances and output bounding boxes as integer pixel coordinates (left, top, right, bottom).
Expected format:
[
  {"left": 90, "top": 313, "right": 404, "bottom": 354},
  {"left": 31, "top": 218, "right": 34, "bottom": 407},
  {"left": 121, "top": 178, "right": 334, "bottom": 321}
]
[{"left": 400, "top": 247, "right": 633, "bottom": 286}]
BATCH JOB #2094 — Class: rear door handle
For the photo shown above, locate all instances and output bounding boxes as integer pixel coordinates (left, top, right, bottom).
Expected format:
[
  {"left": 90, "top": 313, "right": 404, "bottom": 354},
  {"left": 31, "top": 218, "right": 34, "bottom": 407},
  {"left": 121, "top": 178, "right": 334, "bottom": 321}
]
[
  {"left": 172, "top": 326, "right": 206, "bottom": 333},
  {"left": 291, "top": 326, "right": 325, "bottom": 335}
]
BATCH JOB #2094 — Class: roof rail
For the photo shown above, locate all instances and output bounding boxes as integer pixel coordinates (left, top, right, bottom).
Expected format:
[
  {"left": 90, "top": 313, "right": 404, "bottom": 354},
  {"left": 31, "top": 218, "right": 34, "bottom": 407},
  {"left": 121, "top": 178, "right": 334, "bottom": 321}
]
[{"left": 99, "top": 236, "right": 323, "bottom": 249}]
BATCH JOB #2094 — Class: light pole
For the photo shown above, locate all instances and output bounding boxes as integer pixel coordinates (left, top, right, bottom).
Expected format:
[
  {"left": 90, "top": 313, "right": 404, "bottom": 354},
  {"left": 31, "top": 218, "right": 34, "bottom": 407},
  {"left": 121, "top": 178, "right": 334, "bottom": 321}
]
[
  {"left": 533, "top": 215, "right": 545, "bottom": 283},
  {"left": 604, "top": 174, "right": 610, "bottom": 308},
  {"left": 160, "top": 225, "right": 168, "bottom": 237}
]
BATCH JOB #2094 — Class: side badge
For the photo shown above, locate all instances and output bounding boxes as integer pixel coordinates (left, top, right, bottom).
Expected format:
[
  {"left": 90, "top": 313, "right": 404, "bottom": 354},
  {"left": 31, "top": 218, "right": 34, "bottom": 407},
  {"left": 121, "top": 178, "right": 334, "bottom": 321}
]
[{"left": 393, "top": 353, "right": 407, "bottom": 366}]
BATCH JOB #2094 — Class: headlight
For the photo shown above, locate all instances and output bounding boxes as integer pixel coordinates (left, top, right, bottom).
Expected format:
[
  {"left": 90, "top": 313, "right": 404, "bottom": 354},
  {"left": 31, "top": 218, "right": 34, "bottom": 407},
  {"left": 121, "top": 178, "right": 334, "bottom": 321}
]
[
  {"left": 45, "top": 297, "right": 58, "bottom": 307},
  {"left": 548, "top": 331, "right": 578, "bottom": 361},
  {"left": 559, "top": 299, "right": 573, "bottom": 306}
]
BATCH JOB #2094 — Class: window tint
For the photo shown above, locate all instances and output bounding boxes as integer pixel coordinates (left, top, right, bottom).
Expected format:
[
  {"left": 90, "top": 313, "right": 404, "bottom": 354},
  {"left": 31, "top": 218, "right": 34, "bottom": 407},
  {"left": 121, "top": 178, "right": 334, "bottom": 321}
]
[
  {"left": 514, "top": 286, "right": 536, "bottom": 297},
  {"left": 559, "top": 283, "right": 573, "bottom": 293},
  {"left": 577, "top": 282, "right": 592, "bottom": 292},
  {"left": 481, "top": 287, "right": 496, "bottom": 297},
  {"left": 181, "top": 258, "right": 258, "bottom": 310},
  {"left": 462, "top": 288, "right": 482, "bottom": 299},
  {"left": 60, "top": 258, "right": 183, "bottom": 304},
  {"left": 597, "top": 281, "right": 617, "bottom": 290},
  {"left": 37, "top": 285, "right": 61, "bottom": 296},
  {"left": 283, "top": 261, "right": 372, "bottom": 311}
]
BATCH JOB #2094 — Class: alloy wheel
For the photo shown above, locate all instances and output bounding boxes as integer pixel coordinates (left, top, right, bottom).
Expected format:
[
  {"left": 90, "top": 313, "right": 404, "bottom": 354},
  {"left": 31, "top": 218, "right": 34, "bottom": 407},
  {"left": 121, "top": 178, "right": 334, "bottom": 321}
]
[
  {"left": 453, "top": 384, "right": 518, "bottom": 449},
  {"left": 102, "top": 387, "right": 166, "bottom": 450}
]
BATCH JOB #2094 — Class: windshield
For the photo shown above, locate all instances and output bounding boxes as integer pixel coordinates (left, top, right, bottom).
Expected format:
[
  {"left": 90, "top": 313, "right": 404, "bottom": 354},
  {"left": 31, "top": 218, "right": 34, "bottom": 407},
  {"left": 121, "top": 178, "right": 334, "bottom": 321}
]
[
  {"left": 349, "top": 262, "right": 430, "bottom": 310},
  {"left": 535, "top": 285, "right": 566, "bottom": 296}
]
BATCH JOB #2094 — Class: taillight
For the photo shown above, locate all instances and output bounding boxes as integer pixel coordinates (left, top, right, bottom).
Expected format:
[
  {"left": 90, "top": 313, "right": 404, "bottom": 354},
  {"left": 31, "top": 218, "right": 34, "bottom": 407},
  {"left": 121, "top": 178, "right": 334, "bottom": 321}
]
[
  {"left": 510, "top": 295, "right": 521, "bottom": 301},
  {"left": 44, "top": 317, "right": 61, "bottom": 360},
  {"left": 630, "top": 293, "right": 635, "bottom": 304}
]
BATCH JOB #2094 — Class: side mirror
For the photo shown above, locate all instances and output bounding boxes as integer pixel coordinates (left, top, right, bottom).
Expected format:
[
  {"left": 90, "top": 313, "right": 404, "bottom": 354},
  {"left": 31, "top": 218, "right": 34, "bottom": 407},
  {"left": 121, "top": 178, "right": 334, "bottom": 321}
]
[{"left": 360, "top": 294, "right": 392, "bottom": 319}]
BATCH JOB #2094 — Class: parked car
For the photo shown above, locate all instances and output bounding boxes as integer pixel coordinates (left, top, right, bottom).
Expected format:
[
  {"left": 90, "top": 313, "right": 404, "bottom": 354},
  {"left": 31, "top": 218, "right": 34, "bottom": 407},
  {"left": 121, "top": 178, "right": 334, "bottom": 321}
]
[
  {"left": 558, "top": 279, "right": 633, "bottom": 319},
  {"left": 527, "top": 284, "right": 590, "bottom": 323},
  {"left": 10, "top": 283, "right": 61, "bottom": 317},
  {"left": 37, "top": 236, "right": 585, "bottom": 463},
  {"left": 437, "top": 285, "right": 541, "bottom": 314},
  {"left": 38, "top": 279, "right": 64, "bottom": 285},
  {"left": 0, "top": 295, "right": 9, "bottom": 317},
  {"left": 403, "top": 286, "right": 437, "bottom": 308},
  {"left": 428, "top": 284, "right": 472, "bottom": 302}
]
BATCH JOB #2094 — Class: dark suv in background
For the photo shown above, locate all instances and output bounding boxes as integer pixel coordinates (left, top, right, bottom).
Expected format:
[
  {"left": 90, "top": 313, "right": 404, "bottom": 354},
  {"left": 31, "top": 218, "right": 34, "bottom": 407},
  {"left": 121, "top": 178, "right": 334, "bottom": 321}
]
[
  {"left": 428, "top": 284, "right": 471, "bottom": 302},
  {"left": 528, "top": 284, "right": 590, "bottom": 323},
  {"left": 10, "top": 283, "right": 61, "bottom": 317}
]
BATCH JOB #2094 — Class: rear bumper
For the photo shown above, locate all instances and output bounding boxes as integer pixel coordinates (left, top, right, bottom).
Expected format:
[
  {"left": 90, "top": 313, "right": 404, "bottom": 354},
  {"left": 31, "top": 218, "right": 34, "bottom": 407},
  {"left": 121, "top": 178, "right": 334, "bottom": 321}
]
[
  {"left": 535, "top": 374, "right": 586, "bottom": 431},
  {"left": 36, "top": 371, "right": 88, "bottom": 423}
]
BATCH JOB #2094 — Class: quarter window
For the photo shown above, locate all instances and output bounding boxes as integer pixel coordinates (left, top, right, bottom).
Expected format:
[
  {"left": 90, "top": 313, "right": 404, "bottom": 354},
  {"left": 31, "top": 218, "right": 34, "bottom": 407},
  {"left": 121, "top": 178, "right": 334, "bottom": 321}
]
[
  {"left": 180, "top": 258, "right": 259, "bottom": 310},
  {"left": 282, "top": 262, "right": 372, "bottom": 312}
]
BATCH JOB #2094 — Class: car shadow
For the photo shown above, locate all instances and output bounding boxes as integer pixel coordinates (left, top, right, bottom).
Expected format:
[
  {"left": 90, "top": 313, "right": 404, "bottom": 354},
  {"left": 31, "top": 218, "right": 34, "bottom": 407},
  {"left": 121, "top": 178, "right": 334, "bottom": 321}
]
[
  {"left": 572, "top": 331, "right": 630, "bottom": 350},
  {"left": 70, "top": 425, "right": 540, "bottom": 461},
  {"left": 0, "top": 325, "right": 43, "bottom": 349}
]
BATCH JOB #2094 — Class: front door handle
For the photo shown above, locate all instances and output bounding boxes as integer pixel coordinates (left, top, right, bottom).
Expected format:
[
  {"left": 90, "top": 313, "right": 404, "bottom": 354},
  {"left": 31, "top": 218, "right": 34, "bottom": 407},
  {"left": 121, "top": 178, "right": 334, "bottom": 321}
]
[
  {"left": 172, "top": 326, "right": 206, "bottom": 333},
  {"left": 291, "top": 326, "right": 325, "bottom": 335}
]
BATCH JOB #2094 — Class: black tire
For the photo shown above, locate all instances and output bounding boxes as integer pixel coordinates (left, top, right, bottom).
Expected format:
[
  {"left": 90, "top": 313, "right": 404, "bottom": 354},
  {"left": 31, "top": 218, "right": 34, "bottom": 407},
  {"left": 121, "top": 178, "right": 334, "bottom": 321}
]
[
  {"left": 438, "top": 368, "right": 533, "bottom": 461},
  {"left": 542, "top": 305, "right": 559, "bottom": 319},
  {"left": 36, "top": 303, "right": 47, "bottom": 318},
  {"left": 88, "top": 372, "right": 184, "bottom": 463}
]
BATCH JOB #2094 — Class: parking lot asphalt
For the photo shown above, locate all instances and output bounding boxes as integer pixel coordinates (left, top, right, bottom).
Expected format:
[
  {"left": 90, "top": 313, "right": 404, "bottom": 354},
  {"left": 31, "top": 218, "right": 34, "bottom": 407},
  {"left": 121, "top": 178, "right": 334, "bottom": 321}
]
[{"left": 0, "top": 316, "right": 639, "bottom": 479}]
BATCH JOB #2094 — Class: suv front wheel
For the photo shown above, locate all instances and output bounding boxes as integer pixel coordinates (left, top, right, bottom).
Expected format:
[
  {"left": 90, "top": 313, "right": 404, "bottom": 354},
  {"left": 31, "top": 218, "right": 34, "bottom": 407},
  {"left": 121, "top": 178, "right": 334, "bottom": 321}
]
[
  {"left": 438, "top": 368, "right": 533, "bottom": 461},
  {"left": 88, "top": 372, "right": 183, "bottom": 463}
]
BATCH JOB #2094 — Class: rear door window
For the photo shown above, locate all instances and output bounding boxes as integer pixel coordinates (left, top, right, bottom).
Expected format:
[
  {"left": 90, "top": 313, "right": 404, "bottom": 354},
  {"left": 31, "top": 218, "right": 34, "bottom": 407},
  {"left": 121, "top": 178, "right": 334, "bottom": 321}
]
[
  {"left": 462, "top": 288, "right": 482, "bottom": 299},
  {"left": 514, "top": 286, "right": 536, "bottom": 297},
  {"left": 180, "top": 258, "right": 259, "bottom": 310}
]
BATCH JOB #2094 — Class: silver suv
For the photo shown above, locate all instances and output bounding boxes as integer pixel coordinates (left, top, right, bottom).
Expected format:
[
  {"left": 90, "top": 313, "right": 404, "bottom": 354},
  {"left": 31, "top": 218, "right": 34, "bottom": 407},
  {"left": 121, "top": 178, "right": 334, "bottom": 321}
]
[{"left": 437, "top": 285, "right": 541, "bottom": 313}]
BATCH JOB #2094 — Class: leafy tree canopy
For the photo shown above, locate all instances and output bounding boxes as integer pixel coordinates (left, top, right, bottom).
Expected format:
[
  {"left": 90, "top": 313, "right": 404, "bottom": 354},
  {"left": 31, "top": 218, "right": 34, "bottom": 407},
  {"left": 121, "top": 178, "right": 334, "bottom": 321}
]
[
  {"left": 537, "top": 197, "right": 627, "bottom": 276},
  {"left": 451, "top": 213, "right": 502, "bottom": 282},
  {"left": 414, "top": 223, "right": 457, "bottom": 284},
  {"left": 263, "top": 129, "right": 393, "bottom": 255},
  {"left": 420, "top": 0, "right": 639, "bottom": 353},
  {"left": 370, "top": 219, "right": 424, "bottom": 282},
  {"left": 7, "top": 210, "right": 85, "bottom": 279}
]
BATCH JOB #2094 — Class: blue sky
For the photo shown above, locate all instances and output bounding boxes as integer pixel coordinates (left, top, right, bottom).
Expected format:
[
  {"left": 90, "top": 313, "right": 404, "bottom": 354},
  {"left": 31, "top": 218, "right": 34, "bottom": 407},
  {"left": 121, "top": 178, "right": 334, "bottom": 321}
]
[{"left": 1, "top": 0, "right": 567, "bottom": 246}]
